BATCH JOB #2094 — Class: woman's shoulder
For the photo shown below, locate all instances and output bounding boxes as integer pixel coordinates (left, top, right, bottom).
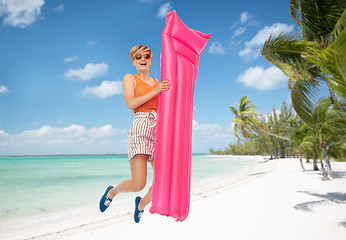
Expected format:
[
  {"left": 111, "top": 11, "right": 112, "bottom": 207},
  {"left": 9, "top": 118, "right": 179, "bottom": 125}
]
[
  {"left": 123, "top": 73, "right": 135, "bottom": 79},
  {"left": 123, "top": 74, "right": 136, "bottom": 82}
]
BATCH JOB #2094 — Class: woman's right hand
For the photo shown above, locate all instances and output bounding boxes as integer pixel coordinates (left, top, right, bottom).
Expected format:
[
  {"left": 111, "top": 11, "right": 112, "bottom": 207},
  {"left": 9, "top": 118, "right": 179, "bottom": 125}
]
[{"left": 155, "top": 80, "right": 171, "bottom": 94}]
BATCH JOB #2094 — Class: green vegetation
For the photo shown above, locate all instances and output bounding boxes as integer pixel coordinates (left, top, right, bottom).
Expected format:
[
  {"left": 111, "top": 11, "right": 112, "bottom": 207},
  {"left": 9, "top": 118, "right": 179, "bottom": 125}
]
[
  {"left": 210, "top": 99, "right": 297, "bottom": 158},
  {"left": 210, "top": 1, "right": 346, "bottom": 180}
]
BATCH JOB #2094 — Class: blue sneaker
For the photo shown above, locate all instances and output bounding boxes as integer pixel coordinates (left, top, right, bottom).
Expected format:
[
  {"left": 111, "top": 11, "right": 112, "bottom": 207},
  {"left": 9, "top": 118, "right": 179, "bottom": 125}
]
[
  {"left": 99, "top": 185, "right": 114, "bottom": 212},
  {"left": 134, "top": 196, "right": 144, "bottom": 223}
]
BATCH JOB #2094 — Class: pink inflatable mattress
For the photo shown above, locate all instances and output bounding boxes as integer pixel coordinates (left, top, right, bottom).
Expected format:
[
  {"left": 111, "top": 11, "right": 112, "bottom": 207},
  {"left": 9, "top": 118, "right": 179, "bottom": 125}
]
[{"left": 149, "top": 10, "right": 210, "bottom": 222}]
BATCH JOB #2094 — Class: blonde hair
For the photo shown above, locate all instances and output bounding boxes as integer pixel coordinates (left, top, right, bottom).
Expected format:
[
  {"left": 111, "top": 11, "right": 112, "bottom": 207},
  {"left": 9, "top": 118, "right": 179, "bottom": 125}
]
[{"left": 130, "top": 45, "right": 152, "bottom": 60}]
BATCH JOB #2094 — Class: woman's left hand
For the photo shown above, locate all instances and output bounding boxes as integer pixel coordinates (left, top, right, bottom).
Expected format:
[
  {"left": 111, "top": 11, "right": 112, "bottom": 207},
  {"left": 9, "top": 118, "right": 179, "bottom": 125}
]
[{"left": 155, "top": 80, "right": 171, "bottom": 94}]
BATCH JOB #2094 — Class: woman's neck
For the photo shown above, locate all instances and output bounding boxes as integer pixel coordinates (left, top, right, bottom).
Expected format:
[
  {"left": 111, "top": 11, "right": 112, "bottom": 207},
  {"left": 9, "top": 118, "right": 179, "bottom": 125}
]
[{"left": 136, "top": 70, "right": 149, "bottom": 81}]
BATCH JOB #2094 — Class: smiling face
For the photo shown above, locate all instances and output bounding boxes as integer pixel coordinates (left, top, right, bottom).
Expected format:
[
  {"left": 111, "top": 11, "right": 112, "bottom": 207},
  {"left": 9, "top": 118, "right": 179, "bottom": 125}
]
[
  {"left": 132, "top": 50, "right": 152, "bottom": 70},
  {"left": 130, "top": 45, "right": 152, "bottom": 72}
]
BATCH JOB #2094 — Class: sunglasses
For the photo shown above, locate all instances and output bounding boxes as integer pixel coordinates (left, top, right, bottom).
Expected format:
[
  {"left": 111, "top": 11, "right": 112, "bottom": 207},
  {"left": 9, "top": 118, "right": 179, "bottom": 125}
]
[{"left": 135, "top": 53, "right": 151, "bottom": 60}]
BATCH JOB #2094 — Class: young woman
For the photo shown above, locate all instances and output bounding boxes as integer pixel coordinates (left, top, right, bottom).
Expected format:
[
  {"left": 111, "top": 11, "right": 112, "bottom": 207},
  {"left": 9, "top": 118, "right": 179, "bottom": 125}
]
[{"left": 99, "top": 45, "right": 170, "bottom": 223}]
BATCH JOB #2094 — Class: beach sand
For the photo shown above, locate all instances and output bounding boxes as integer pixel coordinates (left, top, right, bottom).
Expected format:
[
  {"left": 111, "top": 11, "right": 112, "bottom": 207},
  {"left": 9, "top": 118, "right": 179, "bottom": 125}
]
[{"left": 2, "top": 158, "right": 346, "bottom": 240}]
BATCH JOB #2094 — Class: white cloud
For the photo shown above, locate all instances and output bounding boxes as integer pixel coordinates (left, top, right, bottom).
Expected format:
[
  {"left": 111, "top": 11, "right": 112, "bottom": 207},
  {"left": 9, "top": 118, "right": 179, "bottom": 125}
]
[
  {"left": 209, "top": 41, "right": 226, "bottom": 54},
  {"left": 230, "top": 11, "right": 257, "bottom": 33},
  {"left": 64, "top": 63, "right": 108, "bottom": 81},
  {"left": 0, "top": 130, "right": 9, "bottom": 137},
  {"left": 229, "top": 40, "right": 243, "bottom": 49},
  {"left": 235, "top": 66, "right": 288, "bottom": 90},
  {"left": 239, "top": 46, "right": 261, "bottom": 61},
  {"left": 64, "top": 56, "right": 79, "bottom": 62},
  {"left": 239, "top": 23, "right": 295, "bottom": 61},
  {"left": 0, "top": 124, "right": 128, "bottom": 155},
  {"left": 54, "top": 4, "right": 64, "bottom": 13},
  {"left": 240, "top": 12, "right": 250, "bottom": 24},
  {"left": 89, "top": 124, "right": 117, "bottom": 138},
  {"left": 0, "top": 0, "right": 45, "bottom": 28},
  {"left": 192, "top": 120, "right": 235, "bottom": 153},
  {"left": 157, "top": 2, "right": 173, "bottom": 19},
  {"left": 246, "top": 23, "right": 295, "bottom": 47},
  {"left": 1, "top": 121, "right": 236, "bottom": 155},
  {"left": 240, "top": 12, "right": 258, "bottom": 25},
  {"left": 81, "top": 80, "right": 122, "bottom": 99},
  {"left": 232, "top": 27, "right": 246, "bottom": 39},
  {"left": 0, "top": 85, "right": 9, "bottom": 94}
]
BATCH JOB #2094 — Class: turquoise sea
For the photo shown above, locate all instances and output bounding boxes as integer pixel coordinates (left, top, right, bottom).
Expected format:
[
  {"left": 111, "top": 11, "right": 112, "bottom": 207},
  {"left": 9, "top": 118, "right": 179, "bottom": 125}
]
[{"left": 0, "top": 154, "right": 255, "bottom": 223}]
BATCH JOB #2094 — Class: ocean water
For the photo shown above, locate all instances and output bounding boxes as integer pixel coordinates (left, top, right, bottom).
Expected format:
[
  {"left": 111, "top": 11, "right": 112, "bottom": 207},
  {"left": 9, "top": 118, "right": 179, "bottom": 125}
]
[{"left": 0, "top": 154, "right": 255, "bottom": 223}]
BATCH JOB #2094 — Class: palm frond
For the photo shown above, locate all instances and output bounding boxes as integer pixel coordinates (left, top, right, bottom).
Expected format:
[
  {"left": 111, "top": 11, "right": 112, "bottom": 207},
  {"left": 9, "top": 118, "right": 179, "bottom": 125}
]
[
  {"left": 306, "top": 43, "right": 346, "bottom": 100},
  {"left": 327, "top": 141, "right": 346, "bottom": 161},
  {"left": 299, "top": 0, "right": 346, "bottom": 44},
  {"left": 291, "top": 77, "right": 320, "bottom": 129},
  {"left": 239, "top": 96, "right": 256, "bottom": 113},
  {"left": 326, "top": 106, "right": 346, "bottom": 120},
  {"left": 322, "top": 108, "right": 346, "bottom": 135},
  {"left": 229, "top": 106, "right": 238, "bottom": 117},
  {"left": 334, "top": 28, "right": 346, "bottom": 84},
  {"left": 300, "top": 133, "right": 319, "bottom": 153},
  {"left": 290, "top": 0, "right": 302, "bottom": 26},
  {"left": 313, "top": 97, "right": 332, "bottom": 127},
  {"left": 288, "top": 77, "right": 296, "bottom": 90},
  {"left": 330, "top": 9, "right": 346, "bottom": 41},
  {"left": 233, "top": 122, "right": 241, "bottom": 142},
  {"left": 322, "top": 118, "right": 346, "bottom": 140},
  {"left": 300, "top": 140, "right": 315, "bottom": 151},
  {"left": 261, "top": 34, "right": 312, "bottom": 80}
]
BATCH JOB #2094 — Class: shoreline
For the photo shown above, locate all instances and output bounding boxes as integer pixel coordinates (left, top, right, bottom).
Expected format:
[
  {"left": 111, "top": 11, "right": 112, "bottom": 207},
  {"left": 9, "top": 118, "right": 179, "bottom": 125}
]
[
  {"left": 1, "top": 155, "right": 265, "bottom": 239},
  {"left": 0, "top": 154, "right": 255, "bottom": 224},
  {"left": 2, "top": 157, "right": 346, "bottom": 240},
  {"left": 0, "top": 154, "right": 129, "bottom": 158},
  {"left": 0, "top": 153, "right": 209, "bottom": 158}
]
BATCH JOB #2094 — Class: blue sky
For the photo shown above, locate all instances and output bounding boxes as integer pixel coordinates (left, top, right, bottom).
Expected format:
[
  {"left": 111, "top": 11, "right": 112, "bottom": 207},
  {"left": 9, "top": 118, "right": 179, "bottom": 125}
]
[{"left": 0, "top": 0, "right": 299, "bottom": 155}]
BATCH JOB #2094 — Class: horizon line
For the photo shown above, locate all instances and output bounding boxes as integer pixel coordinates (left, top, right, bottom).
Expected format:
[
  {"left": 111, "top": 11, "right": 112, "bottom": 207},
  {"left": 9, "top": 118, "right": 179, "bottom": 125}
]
[{"left": 0, "top": 153, "right": 208, "bottom": 158}]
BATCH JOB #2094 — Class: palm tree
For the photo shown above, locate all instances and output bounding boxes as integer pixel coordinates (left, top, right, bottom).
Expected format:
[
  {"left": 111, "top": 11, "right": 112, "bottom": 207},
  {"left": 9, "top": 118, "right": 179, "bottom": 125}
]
[
  {"left": 296, "top": 122, "right": 323, "bottom": 171},
  {"left": 230, "top": 96, "right": 291, "bottom": 142},
  {"left": 299, "top": 132, "right": 327, "bottom": 175},
  {"left": 291, "top": 0, "right": 346, "bottom": 102},
  {"left": 261, "top": 0, "right": 346, "bottom": 108},
  {"left": 291, "top": 119, "right": 308, "bottom": 171},
  {"left": 303, "top": 97, "right": 345, "bottom": 179},
  {"left": 260, "top": 0, "right": 346, "bottom": 178}
]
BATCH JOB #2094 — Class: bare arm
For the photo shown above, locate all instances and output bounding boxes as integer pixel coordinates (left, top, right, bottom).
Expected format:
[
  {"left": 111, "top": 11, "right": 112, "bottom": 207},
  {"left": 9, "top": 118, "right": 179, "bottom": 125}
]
[{"left": 122, "top": 74, "right": 170, "bottom": 110}]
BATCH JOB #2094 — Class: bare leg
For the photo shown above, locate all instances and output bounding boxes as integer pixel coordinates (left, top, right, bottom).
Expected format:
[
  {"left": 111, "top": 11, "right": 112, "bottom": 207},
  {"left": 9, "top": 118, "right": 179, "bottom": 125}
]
[
  {"left": 107, "top": 154, "right": 147, "bottom": 199},
  {"left": 138, "top": 160, "right": 153, "bottom": 211}
]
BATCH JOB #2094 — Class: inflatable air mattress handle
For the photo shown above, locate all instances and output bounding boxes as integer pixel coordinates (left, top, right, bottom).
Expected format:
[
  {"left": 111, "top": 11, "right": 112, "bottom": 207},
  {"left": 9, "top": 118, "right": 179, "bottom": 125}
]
[{"left": 149, "top": 10, "right": 210, "bottom": 222}]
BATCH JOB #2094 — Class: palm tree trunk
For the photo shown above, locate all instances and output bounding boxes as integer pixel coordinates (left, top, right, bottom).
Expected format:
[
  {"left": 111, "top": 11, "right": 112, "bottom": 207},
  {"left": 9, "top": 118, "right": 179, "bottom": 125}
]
[
  {"left": 320, "top": 141, "right": 333, "bottom": 179},
  {"left": 299, "top": 152, "right": 306, "bottom": 171},
  {"left": 249, "top": 123, "right": 291, "bottom": 141},
  {"left": 319, "top": 159, "right": 327, "bottom": 178},
  {"left": 313, "top": 158, "right": 319, "bottom": 171}
]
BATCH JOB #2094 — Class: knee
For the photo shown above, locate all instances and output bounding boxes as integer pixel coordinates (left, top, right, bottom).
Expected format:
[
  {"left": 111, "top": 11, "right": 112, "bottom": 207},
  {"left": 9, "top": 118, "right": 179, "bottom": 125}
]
[{"left": 132, "top": 180, "right": 146, "bottom": 192}]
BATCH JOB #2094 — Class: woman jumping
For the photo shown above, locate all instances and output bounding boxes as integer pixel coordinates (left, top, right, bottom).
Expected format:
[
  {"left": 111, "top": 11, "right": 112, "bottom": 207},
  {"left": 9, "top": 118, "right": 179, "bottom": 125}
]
[{"left": 99, "top": 45, "right": 170, "bottom": 223}]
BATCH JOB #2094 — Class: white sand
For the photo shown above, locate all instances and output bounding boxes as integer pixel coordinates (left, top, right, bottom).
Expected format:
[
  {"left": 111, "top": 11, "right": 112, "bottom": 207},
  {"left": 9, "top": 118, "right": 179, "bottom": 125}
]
[{"left": 2, "top": 158, "right": 346, "bottom": 240}]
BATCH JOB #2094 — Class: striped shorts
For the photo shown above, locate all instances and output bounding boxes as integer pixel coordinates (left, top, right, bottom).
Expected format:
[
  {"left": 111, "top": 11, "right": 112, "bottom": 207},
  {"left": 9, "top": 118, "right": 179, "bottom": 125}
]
[{"left": 128, "top": 111, "right": 157, "bottom": 161}]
